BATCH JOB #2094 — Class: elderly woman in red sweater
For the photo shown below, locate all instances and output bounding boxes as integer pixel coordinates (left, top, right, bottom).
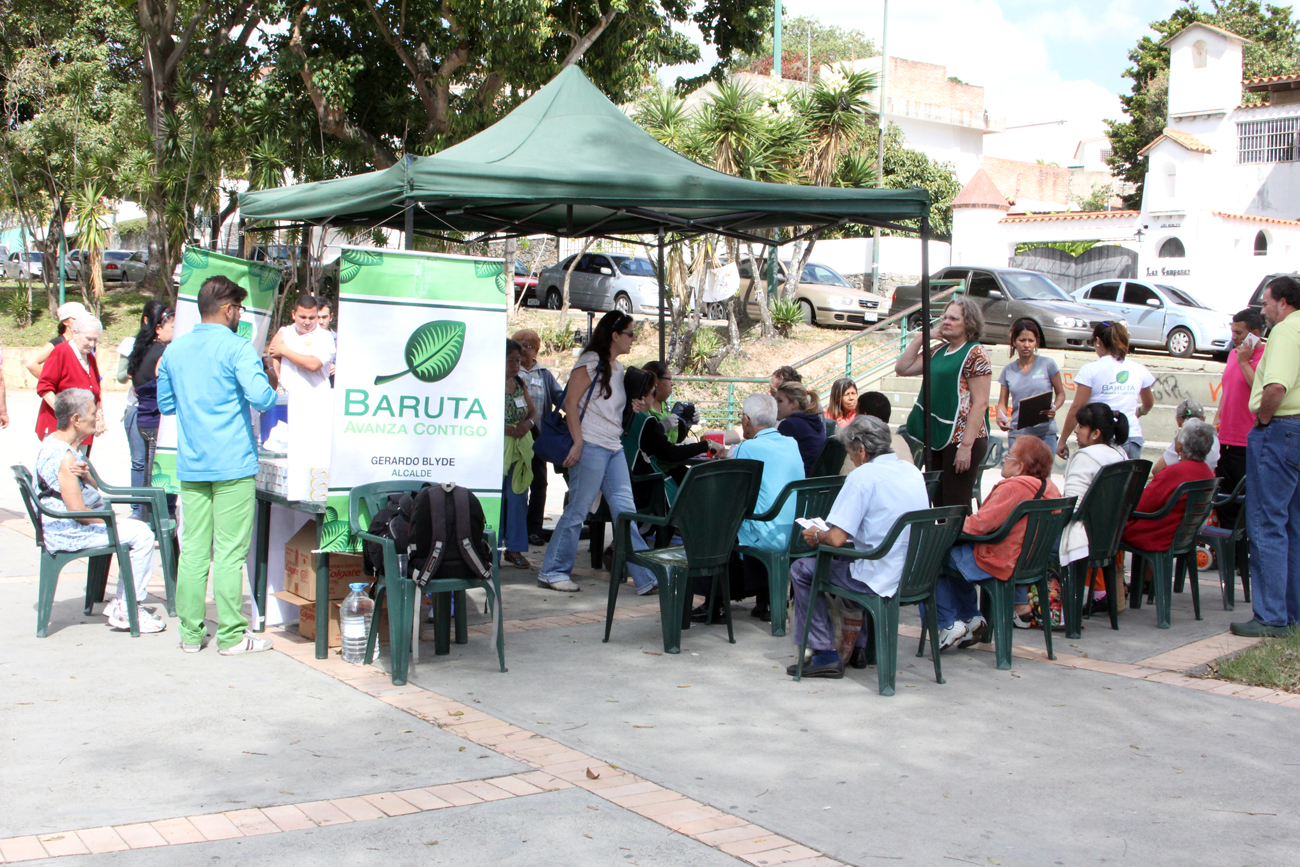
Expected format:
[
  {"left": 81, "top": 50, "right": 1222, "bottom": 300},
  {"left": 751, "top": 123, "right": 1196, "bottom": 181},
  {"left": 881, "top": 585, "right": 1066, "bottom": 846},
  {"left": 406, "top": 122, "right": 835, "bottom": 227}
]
[
  {"left": 36, "top": 315, "right": 104, "bottom": 452},
  {"left": 1122, "top": 418, "right": 1216, "bottom": 552},
  {"left": 933, "top": 435, "right": 1061, "bottom": 650}
]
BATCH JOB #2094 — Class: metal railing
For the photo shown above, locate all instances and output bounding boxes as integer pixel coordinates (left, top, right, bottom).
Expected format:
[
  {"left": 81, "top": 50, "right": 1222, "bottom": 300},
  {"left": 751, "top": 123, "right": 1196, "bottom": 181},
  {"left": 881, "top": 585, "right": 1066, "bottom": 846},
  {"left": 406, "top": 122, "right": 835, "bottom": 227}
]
[{"left": 674, "top": 284, "right": 963, "bottom": 429}]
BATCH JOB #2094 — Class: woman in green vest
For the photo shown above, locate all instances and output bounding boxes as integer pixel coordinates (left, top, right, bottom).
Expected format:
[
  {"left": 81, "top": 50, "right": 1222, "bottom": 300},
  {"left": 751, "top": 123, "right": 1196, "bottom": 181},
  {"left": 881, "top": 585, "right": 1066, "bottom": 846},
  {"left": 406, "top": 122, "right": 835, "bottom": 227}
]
[{"left": 896, "top": 296, "right": 993, "bottom": 508}]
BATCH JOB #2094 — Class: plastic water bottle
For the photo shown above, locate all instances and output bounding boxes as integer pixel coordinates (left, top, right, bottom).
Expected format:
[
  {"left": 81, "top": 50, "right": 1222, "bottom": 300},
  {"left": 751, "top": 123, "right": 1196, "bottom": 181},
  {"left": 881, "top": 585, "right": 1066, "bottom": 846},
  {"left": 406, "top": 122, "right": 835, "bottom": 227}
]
[{"left": 340, "top": 583, "right": 374, "bottom": 664}]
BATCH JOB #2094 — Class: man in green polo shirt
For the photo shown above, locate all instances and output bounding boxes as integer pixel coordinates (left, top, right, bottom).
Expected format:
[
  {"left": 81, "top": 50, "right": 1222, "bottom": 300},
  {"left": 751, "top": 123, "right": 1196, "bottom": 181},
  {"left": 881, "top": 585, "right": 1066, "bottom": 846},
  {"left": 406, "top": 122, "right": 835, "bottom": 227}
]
[{"left": 1232, "top": 276, "right": 1300, "bottom": 637}]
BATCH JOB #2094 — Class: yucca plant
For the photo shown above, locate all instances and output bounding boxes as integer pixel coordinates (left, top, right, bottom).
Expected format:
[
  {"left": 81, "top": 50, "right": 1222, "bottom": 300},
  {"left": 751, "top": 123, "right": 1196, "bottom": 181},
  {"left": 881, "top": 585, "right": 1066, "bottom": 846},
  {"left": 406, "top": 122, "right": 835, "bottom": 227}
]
[{"left": 770, "top": 298, "right": 804, "bottom": 336}]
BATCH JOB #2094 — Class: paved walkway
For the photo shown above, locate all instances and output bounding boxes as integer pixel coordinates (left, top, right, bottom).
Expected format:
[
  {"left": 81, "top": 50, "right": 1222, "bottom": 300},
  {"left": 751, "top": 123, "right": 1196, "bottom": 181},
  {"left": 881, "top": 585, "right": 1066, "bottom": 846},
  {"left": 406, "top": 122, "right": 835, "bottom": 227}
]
[{"left": 5, "top": 388, "right": 1300, "bottom": 865}]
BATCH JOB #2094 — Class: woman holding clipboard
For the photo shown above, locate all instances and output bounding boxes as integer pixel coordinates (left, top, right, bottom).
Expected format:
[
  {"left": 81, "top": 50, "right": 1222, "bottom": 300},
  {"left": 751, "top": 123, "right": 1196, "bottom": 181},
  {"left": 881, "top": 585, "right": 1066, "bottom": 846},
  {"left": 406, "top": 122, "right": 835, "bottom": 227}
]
[{"left": 996, "top": 319, "right": 1066, "bottom": 454}]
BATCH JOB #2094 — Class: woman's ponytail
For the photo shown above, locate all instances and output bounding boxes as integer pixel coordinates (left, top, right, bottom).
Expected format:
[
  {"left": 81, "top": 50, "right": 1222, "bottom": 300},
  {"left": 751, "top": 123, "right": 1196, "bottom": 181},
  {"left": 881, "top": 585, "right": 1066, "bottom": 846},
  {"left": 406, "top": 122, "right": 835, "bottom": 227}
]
[{"left": 1112, "top": 409, "right": 1129, "bottom": 445}]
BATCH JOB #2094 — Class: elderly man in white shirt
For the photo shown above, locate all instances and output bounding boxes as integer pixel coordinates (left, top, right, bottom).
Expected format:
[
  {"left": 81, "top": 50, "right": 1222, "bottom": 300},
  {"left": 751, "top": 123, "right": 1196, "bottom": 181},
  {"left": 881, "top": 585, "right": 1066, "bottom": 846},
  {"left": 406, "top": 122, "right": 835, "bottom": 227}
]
[{"left": 787, "top": 415, "right": 930, "bottom": 679}]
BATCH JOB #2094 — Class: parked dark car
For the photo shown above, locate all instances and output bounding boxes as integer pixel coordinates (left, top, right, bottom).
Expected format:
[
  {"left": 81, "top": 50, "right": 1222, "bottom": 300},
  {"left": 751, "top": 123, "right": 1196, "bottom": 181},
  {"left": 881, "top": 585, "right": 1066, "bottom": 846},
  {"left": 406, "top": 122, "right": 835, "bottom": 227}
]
[
  {"left": 892, "top": 266, "right": 1108, "bottom": 349},
  {"left": 1247, "top": 272, "right": 1300, "bottom": 310}
]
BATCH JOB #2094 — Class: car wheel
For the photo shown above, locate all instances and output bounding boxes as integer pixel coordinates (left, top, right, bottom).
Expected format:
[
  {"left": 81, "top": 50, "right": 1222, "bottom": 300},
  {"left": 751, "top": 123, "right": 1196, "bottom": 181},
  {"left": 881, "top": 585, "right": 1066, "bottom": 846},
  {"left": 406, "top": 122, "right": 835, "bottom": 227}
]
[
  {"left": 614, "top": 293, "right": 633, "bottom": 315},
  {"left": 706, "top": 301, "right": 727, "bottom": 320},
  {"left": 1166, "top": 326, "right": 1194, "bottom": 358},
  {"left": 799, "top": 300, "right": 815, "bottom": 326},
  {"left": 545, "top": 288, "right": 562, "bottom": 309},
  {"left": 906, "top": 312, "right": 925, "bottom": 332}
]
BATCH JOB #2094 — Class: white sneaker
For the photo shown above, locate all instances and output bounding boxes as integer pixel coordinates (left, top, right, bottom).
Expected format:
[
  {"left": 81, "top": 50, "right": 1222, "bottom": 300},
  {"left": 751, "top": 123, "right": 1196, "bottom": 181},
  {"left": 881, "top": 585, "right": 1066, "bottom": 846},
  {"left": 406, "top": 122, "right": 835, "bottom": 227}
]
[
  {"left": 938, "top": 622, "right": 968, "bottom": 651},
  {"left": 108, "top": 605, "right": 166, "bottom": 634},
  {"left": 959, "top": 614, "right": 989, "bottom": 648},
  {"left": 538, "top": 579, "right": 581, "bottom": 592},
  {"left": 218, "top": 633, "right": 272, "bottom": 655}
]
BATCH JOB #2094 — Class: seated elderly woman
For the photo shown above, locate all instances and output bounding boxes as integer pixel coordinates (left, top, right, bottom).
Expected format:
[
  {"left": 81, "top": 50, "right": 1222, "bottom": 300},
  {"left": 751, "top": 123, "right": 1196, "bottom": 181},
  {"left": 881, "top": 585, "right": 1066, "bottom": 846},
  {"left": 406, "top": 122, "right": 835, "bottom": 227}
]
[
  {"left": 1122, "top": 418, "right": 1217, "bottom": 552},
  {"left": 1152, "top": 398, "right": 1219, "bottom": 475},
  {"left": 34, "top": 388, "right": 163, "bottom": 633},
  {"left": 933, "top": 436, "right": 1061, "bottom": 649},
  {"left": 787, "top": 415, "right": 929, "bottom": 679},
  {"left": 693, "top": 393, "right": 805, "bottom": 624}
]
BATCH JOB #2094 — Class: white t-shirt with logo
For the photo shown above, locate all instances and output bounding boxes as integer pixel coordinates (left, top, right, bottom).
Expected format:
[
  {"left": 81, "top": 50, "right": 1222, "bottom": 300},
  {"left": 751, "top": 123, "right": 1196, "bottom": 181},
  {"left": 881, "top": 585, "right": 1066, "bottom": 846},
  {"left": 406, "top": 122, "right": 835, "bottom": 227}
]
[
  {"left": 1074, "top": 355, "right": 1156, "bottom": 440},
  {"left": 277, "top": 324, "right": 336, "bottom": 400}
]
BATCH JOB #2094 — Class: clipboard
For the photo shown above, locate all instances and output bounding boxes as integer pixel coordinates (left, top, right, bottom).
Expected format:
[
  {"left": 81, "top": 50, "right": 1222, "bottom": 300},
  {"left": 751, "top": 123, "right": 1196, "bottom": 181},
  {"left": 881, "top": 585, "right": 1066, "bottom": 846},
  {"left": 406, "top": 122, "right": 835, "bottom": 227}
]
[{"left": 1016, "top": 391, "right": 1053, "bottom": 429}]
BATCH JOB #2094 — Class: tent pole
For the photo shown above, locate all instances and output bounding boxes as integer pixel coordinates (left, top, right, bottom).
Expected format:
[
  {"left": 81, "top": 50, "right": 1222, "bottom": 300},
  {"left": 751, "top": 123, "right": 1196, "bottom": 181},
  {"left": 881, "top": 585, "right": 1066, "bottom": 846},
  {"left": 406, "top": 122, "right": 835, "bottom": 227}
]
[
  {"left": 238, "top": 218, "right": 246, "bottom": 259},
  {"left": 657, "top": 228, "right": 666, "bottom": 364},
  {"left": 404, "top": 198, "right": 414, "bottom": 250},
  {"left": 920, "top": 214, "right": 932, "bottom": 471}
]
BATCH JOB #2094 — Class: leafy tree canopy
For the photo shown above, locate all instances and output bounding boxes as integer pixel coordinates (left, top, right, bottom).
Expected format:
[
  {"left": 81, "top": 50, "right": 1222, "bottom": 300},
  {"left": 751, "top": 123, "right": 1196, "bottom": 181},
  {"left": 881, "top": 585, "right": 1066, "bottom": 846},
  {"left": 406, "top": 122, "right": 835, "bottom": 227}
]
[
  {"left": 737, "top": 14, "right": 877, "bottom": 81},
  {"left": 1106, "top": 0, "right": 1300, "bottom": 207}
]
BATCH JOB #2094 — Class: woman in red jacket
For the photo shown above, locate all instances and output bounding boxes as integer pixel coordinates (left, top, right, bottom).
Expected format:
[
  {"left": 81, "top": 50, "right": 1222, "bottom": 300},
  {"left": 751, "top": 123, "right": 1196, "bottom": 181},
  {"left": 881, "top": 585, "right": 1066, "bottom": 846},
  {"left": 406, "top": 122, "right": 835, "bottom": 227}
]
[
  {"left": 934, "top": 435, "right": 1061, "bottom": 649},
  {"left": 1122, "top": 419, "right": 1216, "bottom": 552},
  {"left": 36, "top": 315, "right": 104, "bottom": 452}
]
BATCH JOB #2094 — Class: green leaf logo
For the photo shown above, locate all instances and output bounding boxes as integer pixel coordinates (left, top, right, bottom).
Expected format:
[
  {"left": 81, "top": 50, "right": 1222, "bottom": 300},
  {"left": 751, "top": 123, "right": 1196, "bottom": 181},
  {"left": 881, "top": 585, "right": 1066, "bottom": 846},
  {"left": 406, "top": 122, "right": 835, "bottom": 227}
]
[
  {"left": 325, "top": 505, "right": 339, "bottom": 522},
  {"left": 473, "top": 261, "right": 508, "bottom": 294},
  {"left": 319, "top": 519, "right": 352, "bottom": 553},
  {"left": 339, "top": 249, "right": 383, "bottom": 284},
  {"left": 182, "top": 247, "right": 209, "bottom": 269},
  {"left": 374, "top": 320, "right": 466, "bottom": 385},
  {"left": 258, "top": 266, "right": 279, "bottom": 295},
  {"left": 178, "top": 265, "right": 191, "bottom": 287},
  {"left": 237, "top": 320, "right": 253, "bottom": 340},
  {"left": 1116, "top": 370, "right": 1130, "bottom": 384}
]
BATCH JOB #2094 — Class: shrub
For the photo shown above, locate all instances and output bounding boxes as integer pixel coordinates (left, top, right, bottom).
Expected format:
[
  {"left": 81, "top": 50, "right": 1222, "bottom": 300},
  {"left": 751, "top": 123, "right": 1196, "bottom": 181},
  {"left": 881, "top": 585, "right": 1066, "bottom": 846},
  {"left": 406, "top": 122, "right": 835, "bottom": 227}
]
[
  {"left": 684, "top": 326, "right": 721, "bottom": 374},
  {"left": 770, "top": 298, "right": 804, "bottom": 336},
  {"left": 538, "top": 325, "right": 579, "bottom": 354}
]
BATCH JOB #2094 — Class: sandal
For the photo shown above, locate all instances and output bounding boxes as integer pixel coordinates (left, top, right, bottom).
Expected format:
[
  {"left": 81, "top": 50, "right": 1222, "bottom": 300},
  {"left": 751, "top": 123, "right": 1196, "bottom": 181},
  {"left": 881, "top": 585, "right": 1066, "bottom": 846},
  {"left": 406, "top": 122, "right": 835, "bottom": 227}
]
[{"left": 504, "top": 552, "right": 531, "bottom": 569}]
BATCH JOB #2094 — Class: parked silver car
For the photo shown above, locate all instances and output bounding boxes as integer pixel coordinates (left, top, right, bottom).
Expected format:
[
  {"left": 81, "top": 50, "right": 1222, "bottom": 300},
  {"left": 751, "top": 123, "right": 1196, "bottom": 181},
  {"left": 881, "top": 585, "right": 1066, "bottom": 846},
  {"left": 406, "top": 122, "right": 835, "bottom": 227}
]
[
  {"left": 4, "top": 251, "right": 43, "bottom": 280},
  {"left": 534, "top": 253, "right": 665, "bottom": 314},
  {"left": 101, "top": 250, "right": 133, "bottom": 282},
  {"left": 1072, "top": 279, "right": 1232, "bottom": 358},
  {"left": 120, "top": 250, "right": 149, "bottom": 283},
  {"left": 893, "top": 266, "right": 1108, "bottom": 349}
]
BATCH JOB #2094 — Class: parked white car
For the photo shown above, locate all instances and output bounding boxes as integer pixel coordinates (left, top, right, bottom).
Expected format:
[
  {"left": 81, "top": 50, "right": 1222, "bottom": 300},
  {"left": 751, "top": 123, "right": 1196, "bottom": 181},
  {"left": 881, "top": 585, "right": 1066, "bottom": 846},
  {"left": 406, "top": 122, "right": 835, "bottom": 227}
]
[
  {"left": 1072, "top": 278, "right": 1233, "bottom": 358},
  {"left": 534, "top": 253, "right": 666, "bottom": 314},
  {"left": 5, "top": 251, "right": 43, "bottom": 280}
]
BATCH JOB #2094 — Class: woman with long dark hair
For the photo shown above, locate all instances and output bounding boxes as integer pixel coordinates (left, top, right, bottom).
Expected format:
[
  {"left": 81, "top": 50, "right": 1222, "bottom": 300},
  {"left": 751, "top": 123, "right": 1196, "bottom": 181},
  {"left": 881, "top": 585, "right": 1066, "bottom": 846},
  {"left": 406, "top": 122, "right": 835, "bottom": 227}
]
[
  {"left": 537, "top": 310, "right": 658, "bottom": 594},
  {"left": 996, "top": 318, "right": 1065, "bottom": 454},
  {"left": 127, "top": 303, "right": 176, "bottom": 515}
]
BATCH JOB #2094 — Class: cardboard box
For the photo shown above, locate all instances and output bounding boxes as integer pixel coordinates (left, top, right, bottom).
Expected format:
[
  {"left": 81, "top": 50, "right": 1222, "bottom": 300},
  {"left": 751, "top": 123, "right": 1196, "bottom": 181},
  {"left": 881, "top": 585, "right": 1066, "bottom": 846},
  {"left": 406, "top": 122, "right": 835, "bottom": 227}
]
[
  {"left": 274, "top": 591, "right": 387, "bottom": 648},
  {"left": 283, "top": 521, "right": 365, "bottom": 602}
]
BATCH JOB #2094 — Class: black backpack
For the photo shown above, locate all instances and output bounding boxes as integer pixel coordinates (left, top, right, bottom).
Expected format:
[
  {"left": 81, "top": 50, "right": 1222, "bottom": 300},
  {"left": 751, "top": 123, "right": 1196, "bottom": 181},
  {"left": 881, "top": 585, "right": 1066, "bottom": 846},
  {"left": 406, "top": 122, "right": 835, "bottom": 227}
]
[
  {"left": 408, "top": 483, "right": 493, "bottom": 587},
  {"left": 361, "top": 491, "right": 417, "bottom": 578}
]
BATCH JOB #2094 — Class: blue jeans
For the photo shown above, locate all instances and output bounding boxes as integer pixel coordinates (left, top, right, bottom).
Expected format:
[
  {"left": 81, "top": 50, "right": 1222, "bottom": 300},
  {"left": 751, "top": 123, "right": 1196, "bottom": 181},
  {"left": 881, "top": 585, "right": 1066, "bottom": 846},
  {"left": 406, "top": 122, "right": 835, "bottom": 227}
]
[
  {"left": 1123, "top": 438, "right": 1144, "bottom": 460},
  {"left": 934, "top": 544, "right": 988, "bottom": 629},
  {"left": 1247, "top": 419, "right": 1300, "bottom": 626},
  {"left": 790, "top": 556, "right": 871, "bottom": 652},
  {"left": 123, "top": 405, "right": 146, "bottom": 517},
  {"left": 539, "top": 443, "right": 656, "bottom": 592},
  {"left": 500, "top": 471, "right": 529, "bottom": 553}
]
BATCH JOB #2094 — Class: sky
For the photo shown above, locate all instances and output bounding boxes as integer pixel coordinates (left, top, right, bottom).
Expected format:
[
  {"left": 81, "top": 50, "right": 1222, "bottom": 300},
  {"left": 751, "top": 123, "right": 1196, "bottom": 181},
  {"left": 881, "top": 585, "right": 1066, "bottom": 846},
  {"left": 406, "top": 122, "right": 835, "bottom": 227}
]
[{"left": 664, "top": 0, "right": 1300, "bottom": 164}]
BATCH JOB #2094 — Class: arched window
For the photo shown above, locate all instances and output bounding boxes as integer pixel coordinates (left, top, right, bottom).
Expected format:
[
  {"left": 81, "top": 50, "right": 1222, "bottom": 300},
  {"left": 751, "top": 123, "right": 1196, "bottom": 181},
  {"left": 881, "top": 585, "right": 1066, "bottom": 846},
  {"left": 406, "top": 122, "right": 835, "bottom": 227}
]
[
  {"left": 1193, "top": 40, "right": 1208, "bottom": 69},
  {"left": 1255, "top": 230, "right": 1268, "bottom": 256},
  {"left": 1158, "top": 237, "right": 1186, "bottom": 258}
]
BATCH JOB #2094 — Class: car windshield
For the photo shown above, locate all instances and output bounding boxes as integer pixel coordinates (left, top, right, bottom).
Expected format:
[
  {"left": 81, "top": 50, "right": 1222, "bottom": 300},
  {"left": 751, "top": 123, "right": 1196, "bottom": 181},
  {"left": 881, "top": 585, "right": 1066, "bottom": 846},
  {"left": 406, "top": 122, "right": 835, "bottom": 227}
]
[
  {"left": 616, "top": 257, "right": 657, "bottom": 277},
  {"left": 1158, "top": 284, "right": 1207, "bottom": 308},
  {"left": 799, "top": 263, "right": 851, "bottom": 287},
  {"left": 28, "top": 252, "right": 43, "bottom": 262},
  {"left": 104, "top": 251, "right": 131, "bottom": 262},
  {"left": 1003, "top": 272, "right": 1071, "bottom": 301}
]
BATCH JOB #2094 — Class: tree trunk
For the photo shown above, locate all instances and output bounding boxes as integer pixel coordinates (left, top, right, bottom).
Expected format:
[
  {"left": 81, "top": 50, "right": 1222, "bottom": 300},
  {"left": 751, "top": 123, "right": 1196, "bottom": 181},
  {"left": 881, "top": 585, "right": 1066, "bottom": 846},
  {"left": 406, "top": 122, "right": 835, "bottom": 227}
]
[
  {"left": 559, "top": 238, "right": 593, "bottom": 332},
  {"left": 503, "top": 238, "right": 518, "bottom": 323},
  {"left": 745, "top": 241, "right": 773, "bottom": 339}
]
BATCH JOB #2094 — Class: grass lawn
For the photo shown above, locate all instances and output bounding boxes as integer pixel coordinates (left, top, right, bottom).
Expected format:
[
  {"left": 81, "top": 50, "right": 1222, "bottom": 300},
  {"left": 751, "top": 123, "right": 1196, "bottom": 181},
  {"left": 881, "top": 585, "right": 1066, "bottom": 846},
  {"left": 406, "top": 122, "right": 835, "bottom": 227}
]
[
  {"left": 1212, "top": 630, "right": 1300, "bottom": 693},
  {"left": 0, "top": 282, "right": 153, "bottom": 348}
]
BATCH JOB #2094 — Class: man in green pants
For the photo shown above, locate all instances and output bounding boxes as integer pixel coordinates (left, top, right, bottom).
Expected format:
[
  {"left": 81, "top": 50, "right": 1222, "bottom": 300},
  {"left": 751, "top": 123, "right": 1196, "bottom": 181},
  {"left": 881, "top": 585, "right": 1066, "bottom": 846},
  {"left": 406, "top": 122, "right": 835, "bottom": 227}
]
[{"left": 158, "top": 276, "right": 278, "bottom": 654}]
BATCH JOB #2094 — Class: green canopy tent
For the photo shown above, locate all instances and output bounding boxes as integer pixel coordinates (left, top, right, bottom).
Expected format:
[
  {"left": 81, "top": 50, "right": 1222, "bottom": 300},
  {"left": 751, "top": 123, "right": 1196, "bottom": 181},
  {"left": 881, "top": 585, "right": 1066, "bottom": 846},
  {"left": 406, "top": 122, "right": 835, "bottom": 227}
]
[{"left": 238, "top": 65, "right": 940, "bottom": 456}]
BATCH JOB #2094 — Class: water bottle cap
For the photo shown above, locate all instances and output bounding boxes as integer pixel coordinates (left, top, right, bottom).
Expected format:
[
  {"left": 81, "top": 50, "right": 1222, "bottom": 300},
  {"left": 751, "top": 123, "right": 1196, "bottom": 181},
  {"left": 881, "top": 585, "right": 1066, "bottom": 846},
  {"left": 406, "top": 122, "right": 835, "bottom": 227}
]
[{"left": 349, "top": 582, "right": 368, "bottom": 592}]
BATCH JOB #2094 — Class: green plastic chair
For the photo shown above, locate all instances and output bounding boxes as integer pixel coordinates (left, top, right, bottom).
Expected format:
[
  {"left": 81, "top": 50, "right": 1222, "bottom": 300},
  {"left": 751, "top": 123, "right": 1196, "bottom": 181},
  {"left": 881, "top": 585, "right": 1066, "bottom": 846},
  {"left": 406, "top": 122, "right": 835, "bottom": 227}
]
[
  {"left": 348, "top": 482, "right": 505, "bottom": 685},
  {"left": 12, "top": 465, "right": 143, "bottom": 637},
  {"left": 922, "top": 470, "right": 941, "bottom": 505},
  {"left": 899, "top": 429, "right": 927, "bottom": 469},
  {"left": 736, "top": 475, "right": 846, "bottom": 637},
  {"left": 955, "top": 496, "right": 1076, "bottom": 670},
  {"left": 1193, "top": 477, "right": 1249, "bottom": 610},
  {"left": 85, "top": 461, "right": 177, "bottom": 616},
  {"left": 808, "top": 436, "right": 848, "bottom": 477},
  {"left": 794, "top": 505, "right": 966, "bottom": 695},
  {"left": 1060, "top": 460, "right": 1150, "bottom": 639},
  {"left": 604, "top": 459, "right": 763, "bottom": 653},
  {"left": 972, "top": 436, "right": 1006, "bottom": 508},
  {"left": 822, "top": 417, "right": 838, "bottom": 439},
  {"left": 1122, "top": 477, "right": 1220, "bottom": 629}
]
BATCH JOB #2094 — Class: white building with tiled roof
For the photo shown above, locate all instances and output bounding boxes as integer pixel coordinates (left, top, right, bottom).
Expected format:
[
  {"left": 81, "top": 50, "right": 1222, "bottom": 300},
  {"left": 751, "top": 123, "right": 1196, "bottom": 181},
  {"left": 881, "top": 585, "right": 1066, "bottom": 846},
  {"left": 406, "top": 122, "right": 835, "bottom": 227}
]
[{"left": 950, "top": 21, "right": 1300, "bottom": 313}]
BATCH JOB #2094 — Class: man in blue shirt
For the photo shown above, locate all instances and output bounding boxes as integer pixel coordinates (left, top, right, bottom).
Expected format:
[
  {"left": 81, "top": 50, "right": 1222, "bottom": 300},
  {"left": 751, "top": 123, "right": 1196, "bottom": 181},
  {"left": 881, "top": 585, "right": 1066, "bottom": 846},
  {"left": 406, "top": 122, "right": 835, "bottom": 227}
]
[{"left": 158, "top": 276, "right": 278, "bottom": 655}]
